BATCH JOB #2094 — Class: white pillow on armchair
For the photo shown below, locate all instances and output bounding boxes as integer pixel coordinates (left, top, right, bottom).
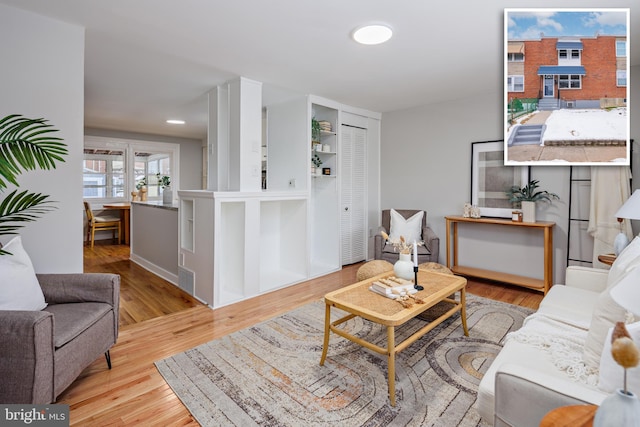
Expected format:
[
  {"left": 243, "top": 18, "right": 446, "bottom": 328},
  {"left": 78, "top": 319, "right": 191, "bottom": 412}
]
[
  {"left": 388, "top": 209, "right": 423, "bottom": 244},
  {"left": 0, "top": 236, "right": 47, "bottom": 311}
]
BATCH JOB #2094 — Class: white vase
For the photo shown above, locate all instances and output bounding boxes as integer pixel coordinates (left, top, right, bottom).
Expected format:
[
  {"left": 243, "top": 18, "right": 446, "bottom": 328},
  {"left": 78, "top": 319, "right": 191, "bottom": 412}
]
[
  {"left": 521, "top": 201, "right": 536, "bottom": 223},
  {"left": 394, "top": 253, "right": 414, "bottom": 280},
  {"left": 594, "top": 389, "right": 640, "bottom": 427},
  {"left": 162, "top": 186, "right": 173, "bottom": 204}
]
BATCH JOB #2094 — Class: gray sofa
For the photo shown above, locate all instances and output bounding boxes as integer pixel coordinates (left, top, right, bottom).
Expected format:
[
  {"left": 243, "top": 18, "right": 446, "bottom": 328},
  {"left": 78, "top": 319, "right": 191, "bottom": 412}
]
[
  {"left": 374, "top": 209, "right": 440, "bottom": 263},
  {"left": 0, "top": 273, "right": 120, "bottom": 403}
]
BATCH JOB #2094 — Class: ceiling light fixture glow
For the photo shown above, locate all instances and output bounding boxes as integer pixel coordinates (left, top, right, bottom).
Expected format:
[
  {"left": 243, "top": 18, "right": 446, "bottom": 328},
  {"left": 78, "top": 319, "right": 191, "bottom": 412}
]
[
  {"left": 352, "top": 24, "right": 393, "bottom": 45},
  {"left": 166, "top": 119, "right": 185, "bottom": 125}
]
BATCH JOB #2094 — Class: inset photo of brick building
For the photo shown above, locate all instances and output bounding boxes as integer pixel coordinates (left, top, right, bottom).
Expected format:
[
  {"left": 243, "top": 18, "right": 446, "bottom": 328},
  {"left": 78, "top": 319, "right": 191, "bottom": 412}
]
[{"left": 505, "top": 9, "right": 630, "bottom": 165}]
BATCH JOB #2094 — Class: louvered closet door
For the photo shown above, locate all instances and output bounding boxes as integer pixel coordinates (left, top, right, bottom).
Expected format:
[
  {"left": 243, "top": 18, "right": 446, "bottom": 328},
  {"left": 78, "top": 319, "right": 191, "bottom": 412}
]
[{"left": 340, "top": 124, "right": 367, "bottom": 265}]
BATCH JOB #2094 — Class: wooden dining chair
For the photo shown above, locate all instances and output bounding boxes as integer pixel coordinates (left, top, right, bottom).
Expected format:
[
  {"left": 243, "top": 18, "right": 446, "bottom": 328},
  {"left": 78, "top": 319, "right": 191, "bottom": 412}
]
[{"left": 83, "top": 201, "right": 121, "bottom": 248}]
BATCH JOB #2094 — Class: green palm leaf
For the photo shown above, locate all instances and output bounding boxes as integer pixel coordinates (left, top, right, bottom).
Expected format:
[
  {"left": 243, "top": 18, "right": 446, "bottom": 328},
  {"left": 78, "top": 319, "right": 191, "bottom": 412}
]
[
  {"left": 0, "top": 190, "right": 55, "bottom": 254},
  {"left": 0, "top": 114, "right": 67, "bottom": 189}
]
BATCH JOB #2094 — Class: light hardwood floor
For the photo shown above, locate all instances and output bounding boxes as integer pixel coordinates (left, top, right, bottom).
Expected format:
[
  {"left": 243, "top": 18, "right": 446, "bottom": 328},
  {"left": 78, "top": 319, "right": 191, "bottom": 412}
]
[{"left": 64, "top": 242, "right": 544, "bottom": 425}]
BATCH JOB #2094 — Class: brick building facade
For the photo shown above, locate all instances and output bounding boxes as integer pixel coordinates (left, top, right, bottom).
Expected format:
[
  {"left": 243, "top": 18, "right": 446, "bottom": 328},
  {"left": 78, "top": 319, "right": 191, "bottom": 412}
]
[{"left": 507, "top": 35, "right": 627, "bottom": 109}]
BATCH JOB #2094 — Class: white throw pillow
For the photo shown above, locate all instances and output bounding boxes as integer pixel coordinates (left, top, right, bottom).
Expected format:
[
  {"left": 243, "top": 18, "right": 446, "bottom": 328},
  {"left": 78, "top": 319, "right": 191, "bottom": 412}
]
[
  {"left": 598, "top": 321, "right": 640, "bottom": 395},
  {"left": 389, "top": 209, "right": 423, "bottom": 244},
  {"left": 0, "top": 236, "right": 47, "bottom": 311},
  {"left": 583, "top": 289, "right": 630, "bottom": 368}
]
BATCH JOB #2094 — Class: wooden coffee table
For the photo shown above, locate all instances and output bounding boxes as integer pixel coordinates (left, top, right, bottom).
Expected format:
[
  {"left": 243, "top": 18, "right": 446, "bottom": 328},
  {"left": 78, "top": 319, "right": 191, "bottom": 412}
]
[{"left": 319, "top": 270, "right": 468, "bottom": 406}]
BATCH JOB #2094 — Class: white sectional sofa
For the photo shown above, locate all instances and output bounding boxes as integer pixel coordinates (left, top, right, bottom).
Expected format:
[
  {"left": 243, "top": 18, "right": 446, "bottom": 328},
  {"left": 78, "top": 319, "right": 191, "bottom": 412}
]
[{"left": 477, "top": 237, "right": 640, "bottom": 427}]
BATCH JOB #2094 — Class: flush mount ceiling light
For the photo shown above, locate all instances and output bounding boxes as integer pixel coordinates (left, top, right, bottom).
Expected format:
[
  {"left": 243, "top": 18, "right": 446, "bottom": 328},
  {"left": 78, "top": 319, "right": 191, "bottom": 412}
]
[
  {"left": 352, "top": 24, "right": 393, "bottom": 45},
  {"left": 166, "top": 119, "right": 185, "bottom": 125}
]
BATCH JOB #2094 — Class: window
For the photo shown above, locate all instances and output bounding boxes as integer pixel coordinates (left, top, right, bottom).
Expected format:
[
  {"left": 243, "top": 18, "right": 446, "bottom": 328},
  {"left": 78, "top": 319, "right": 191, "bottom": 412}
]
[
  {"left": 134, "top": 152, "right": 172, "bottom": 198},
  {"left": 84, "top": 136, "right": 179, "bottom": 203},
  {"left": 558, "top": 49, "right": 580, "bottom": 61},
  {"left": 617, "top": 70, "right": 627, "bottom": 87},
  {"left": 507, "top": 75, "right": 524, "bottom": 92},
  {"left": 616, "top": 41, "right": 626, "bottom": 57},
  {"left": 507, "top": 53, "right": 524, "bottom": 62},
  {"left": 83, "top": 150, "right": 125, "bottom": 198},
  {"left": 558, "top": 74, "right": 581, "bottom": 89}
]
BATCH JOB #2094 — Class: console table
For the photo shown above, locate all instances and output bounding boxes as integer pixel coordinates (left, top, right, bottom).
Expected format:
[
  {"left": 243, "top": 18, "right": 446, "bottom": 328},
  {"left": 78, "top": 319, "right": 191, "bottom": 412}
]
[{"left": 445, "top": 216, "right": 555, "bottom": 294}]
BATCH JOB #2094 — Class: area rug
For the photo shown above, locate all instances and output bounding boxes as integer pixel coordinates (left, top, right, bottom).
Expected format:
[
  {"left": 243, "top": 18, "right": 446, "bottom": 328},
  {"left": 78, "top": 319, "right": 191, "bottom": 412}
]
[{"left": 155, "top": 295, "right": 533, "bottom": 427}]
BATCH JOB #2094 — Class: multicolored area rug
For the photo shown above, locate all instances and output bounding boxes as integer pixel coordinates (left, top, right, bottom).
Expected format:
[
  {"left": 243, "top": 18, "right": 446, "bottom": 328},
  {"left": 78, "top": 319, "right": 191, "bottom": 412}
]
[{"left": 155, "top": 295, "right": 533, "bottom": 426}]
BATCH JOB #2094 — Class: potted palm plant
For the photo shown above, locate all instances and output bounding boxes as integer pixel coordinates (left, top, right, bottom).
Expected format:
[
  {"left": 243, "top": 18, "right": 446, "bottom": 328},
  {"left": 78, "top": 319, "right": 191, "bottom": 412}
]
[
  {"left": 506, "top": 179, "right": 559, "bottom": 223},
  {"left": 0, "top": 114, "right": 67, "bottom": 255}
]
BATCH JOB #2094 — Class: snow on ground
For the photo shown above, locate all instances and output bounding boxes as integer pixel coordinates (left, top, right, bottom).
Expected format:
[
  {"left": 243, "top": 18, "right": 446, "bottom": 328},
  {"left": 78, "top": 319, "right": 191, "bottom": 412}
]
[{"left": 542, "top": 107, "right": 627, "bottom": 142}]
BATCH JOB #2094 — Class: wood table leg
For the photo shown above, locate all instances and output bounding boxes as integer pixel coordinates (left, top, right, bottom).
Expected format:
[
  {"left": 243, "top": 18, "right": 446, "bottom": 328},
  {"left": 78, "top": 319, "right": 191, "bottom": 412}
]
[
  {"left": 387, "top": 325, "right": 396, "bottom": 406},
  {"left": 319, "top": 302, "right": 331, "bottom": 366},
  {"left": 460, "top": 287, "right": 469, "bottom": 336}
]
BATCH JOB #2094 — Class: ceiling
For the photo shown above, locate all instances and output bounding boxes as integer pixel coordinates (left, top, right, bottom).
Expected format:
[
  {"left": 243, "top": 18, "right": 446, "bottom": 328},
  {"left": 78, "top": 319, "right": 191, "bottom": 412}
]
[{"left": 1, "top": 0, "right": 637, "bottom": 140}]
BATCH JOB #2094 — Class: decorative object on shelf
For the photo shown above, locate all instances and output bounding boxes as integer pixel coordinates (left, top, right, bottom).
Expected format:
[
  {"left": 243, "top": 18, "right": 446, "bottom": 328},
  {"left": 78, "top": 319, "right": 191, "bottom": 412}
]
[
  {"left": 470, "top": 205, "right": 481, "bottom": 218},
  {"left": 312, "top": 154, "right": 322, "bottom": 175},
  {"left": 157, "top": 173, "right": 172, "bottom": 205},
  {"left": 323, "top": 144, "right": 331, "bottom": 152},
  {"left": 471, "top": 140, "right": 528, "bottom": 218},
  {"left": 613, "top": 189, "right": 640, "bottom": 255},
  {"left": 0, "top": 115, "right": 68, "bottom": 253},
  {"left": 322, "top": 168, "right": 331, "bottom": 175},
  {"left": 314, "top": 143, "right": 322, "bottom": 152},
  {"left": 139, "top": 186, "right": 147, "bottom": 201},
  {"left": 311, "top": 117, "right": 321, "bottom": 142},
  {"left": 318, "top": 120, "right": 332, "bottom": 132},
  {"left": 131, "top": 191, "right": 138, "bottom": 202},
  {"left": 506, "top": 179, "right": 559, "bottom": 223},
  {"left": 594, "top": 322, "right": 640, "bottom": 427}
]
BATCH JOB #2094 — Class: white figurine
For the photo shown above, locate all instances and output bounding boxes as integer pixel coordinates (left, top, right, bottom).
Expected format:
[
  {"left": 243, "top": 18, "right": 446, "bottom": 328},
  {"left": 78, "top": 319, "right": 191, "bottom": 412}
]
[{"left": 463, "top": 203, "right": 472, "bottom": 218}]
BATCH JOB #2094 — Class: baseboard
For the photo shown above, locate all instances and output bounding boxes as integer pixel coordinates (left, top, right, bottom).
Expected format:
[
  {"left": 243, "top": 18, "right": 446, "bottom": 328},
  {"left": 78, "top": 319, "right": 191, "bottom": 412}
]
[{"left": 129, "top": 254, "right": 179, "bottom": 286}]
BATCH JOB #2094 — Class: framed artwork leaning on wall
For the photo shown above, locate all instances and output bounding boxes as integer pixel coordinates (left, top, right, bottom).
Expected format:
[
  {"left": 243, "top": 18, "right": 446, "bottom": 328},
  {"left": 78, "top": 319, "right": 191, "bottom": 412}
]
[{"left": 471, "top": 140, "right": 529, "bottom": 218}]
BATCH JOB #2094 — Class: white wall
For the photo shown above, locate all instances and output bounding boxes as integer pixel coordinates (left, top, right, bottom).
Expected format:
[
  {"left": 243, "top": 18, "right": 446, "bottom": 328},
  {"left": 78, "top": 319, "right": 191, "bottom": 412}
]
[
  {"left": 381, "top": 65, "right": 639, "bottom": 284},
  {"left": 85, "top": 128, "right": 204, "bottom": 191},
  {"left": 0, "top": 5, "right": 84, "bottom": 272}
]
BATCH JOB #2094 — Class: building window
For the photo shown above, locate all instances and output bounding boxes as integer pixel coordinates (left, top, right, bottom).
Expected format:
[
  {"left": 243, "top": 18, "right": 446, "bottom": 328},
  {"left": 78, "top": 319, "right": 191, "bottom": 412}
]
[
  {"left": 616, "top": 41, "right": 626, "bottom": 57},
  {"left": 83, "top": 150, "right": 125, "bottom": 199},
  {"left": 558, "top": 49, "right": 580, "bottom": 61},
  {"left": 558, "top": 74, "right": 581, "bottom": 89},
  {"left": 507, "top": 53, "right": 524, "bottom": 62},
  {"left": 507, "top": 75, "right": 524, "bottom": 92},
  {"left": 617, "top": 70, "right": 627, "bottom": 87}
]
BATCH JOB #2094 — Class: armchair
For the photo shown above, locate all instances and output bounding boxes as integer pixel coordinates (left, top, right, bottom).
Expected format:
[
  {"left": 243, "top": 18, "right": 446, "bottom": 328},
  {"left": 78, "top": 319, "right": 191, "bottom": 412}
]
[
  {"left": 374, "top": 209, "right": 439, "bottom": 264},
  {"left": 0, "top": 273, "right": 120, "bottom": 403}
]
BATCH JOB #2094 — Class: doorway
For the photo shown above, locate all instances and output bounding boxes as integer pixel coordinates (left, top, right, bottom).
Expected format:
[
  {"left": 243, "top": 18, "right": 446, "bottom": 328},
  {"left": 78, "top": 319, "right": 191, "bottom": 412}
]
[
  {"left": 543, "top": 75, "right": 554, "bottom": 97},
  {"left": 340, "top": 124, "right": 367, "bottom": 265}
]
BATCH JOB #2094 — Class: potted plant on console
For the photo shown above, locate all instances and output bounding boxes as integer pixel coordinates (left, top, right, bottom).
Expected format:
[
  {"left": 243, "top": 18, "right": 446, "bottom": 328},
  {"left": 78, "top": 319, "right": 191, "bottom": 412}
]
[{"left": 506, "top": 179, "right": 559, "bottom": 223}]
